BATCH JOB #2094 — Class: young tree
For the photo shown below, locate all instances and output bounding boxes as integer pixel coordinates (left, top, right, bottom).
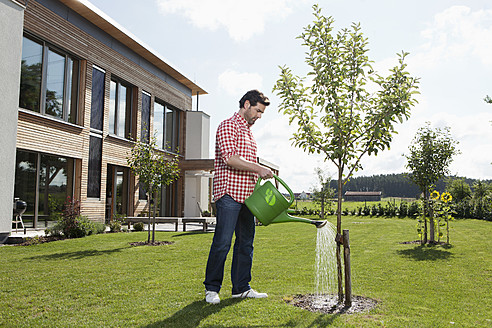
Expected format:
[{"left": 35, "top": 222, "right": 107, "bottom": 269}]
[
  {"left": 405, "top": 123, "right": 459, "bottom": 244},
  {"left": 273, "top": 5, "right": 419, "bottom": 304},
  {"left": 127, "top": 134, "right": 180, "bottom": 244},
  {"left": 310, "top": 167, "right": 334, "bottom": 219}
]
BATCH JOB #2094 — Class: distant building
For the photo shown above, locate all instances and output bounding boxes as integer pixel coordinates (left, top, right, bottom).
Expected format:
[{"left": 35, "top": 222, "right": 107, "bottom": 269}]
[{"left": 344, "top": 191, "right": 382, "bottom": 202}]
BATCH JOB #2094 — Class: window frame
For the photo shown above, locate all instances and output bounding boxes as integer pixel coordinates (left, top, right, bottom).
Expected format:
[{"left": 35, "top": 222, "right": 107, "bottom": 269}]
[
  {"left": 19, "top": 33, "right": 80, "bottom": 124},
  {"left": 153, "top": 99, "right": 180, "bottom": 154},
  {"left": 109, "top": 77, "right": 133, "bottom": 139}
]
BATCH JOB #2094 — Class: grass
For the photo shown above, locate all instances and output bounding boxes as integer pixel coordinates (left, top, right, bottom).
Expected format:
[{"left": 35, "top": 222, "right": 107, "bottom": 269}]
[{"left": 1, "top": 217, "right": 491, "bottom": 327}]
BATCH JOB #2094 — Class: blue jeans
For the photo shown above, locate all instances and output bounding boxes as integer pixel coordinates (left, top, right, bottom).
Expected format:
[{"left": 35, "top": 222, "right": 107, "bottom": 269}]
[{"left": 204, "top": 194, "right": 255, "bottom": 294}]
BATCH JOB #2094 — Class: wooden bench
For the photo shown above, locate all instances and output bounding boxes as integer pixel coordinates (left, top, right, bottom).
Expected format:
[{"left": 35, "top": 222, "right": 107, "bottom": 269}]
[
  {"left": 182, "top": 217, "right": 216, "bottom": 232},
  {"left": 125, "top": 217, "right": 181, "bottom": 232},
  {"left": 125, "top": 216, "right": 216, "bottom": 232}
]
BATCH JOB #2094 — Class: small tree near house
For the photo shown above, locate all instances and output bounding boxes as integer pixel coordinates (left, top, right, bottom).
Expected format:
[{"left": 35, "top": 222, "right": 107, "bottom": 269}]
[
  {"left": 127, "top": 134, "right": 180, "bottom": 244},
  {"left": 273, "top": 5, "right": 419, "bottom": 305}
]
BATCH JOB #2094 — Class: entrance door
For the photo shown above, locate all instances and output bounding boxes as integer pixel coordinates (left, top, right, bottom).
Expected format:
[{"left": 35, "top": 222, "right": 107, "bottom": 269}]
[{"left": 105, "top": 165, "right": 129, "bottom": 223}]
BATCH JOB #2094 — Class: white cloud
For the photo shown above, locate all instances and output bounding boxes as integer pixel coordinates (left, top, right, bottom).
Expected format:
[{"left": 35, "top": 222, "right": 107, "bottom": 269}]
[
  {"left": 155, "top": 0, "right": 293, "bottom": 42},
  {"left": 413, "top": 5, "right": 492, "bottom": 68},
  {"left": 218, "top": 69, "right": 263, "bottom": 96},
  {"left": 358, "top": 111, "right": 492, "bottom": 181}
]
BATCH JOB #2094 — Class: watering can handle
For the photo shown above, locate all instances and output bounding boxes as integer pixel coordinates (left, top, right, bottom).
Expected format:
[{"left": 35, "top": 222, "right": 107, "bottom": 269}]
[{"left": 255, "top": 174, "right": 295, "bottom": 206}]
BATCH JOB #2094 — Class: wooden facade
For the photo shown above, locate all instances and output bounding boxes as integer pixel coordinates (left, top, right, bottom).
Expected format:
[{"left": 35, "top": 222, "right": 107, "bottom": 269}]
[{"left": 16, "top": 0, "right": 206, "bottom": 224}]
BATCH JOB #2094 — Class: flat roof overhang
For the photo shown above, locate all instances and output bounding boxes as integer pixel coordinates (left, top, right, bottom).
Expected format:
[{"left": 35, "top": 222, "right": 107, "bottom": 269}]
[{"left": 59, "top": 0, "right": 207, "bottom": 96}]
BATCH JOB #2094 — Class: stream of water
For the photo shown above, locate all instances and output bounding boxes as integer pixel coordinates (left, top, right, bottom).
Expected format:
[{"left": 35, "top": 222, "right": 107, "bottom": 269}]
[{"left": 315, "top": 221, "right": 337, "bottom": 297}]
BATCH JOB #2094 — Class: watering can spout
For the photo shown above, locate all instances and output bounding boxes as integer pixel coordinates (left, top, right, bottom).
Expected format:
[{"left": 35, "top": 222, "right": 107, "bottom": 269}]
[
  {"left": 314, "top": 220, "right": 327, "bottom": 228},
  {"left": 245, "top": 174, "right": 329, "bottom": 229}
]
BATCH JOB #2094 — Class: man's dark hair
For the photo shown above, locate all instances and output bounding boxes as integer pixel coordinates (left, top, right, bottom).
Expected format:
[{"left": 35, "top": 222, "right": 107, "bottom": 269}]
[{"left": 239, "top": 90, "right": 270, "bottom": 108}]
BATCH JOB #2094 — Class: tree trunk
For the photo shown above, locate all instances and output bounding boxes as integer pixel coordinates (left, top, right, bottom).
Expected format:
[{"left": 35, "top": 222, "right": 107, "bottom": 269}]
[
  {"left": 429, "top": 195, "right": 435, "bottom": 243},
  {"left": 343, "top": 229, "right": 352, "bottom": 307},
  {"left": 336, "top": 167, "right": 344, "bottom": 303},
  {"left": 423, "top": 190, "right": 428, "bottom": 244},
  {"left": 147, "top": 193, "right": 151, "bottom": 244},
  {"left": 152, "top": 190, "right": 157, "bottom": 243},
  {"left": 446, "top": 220, "right": 450, "bottom": 244}
]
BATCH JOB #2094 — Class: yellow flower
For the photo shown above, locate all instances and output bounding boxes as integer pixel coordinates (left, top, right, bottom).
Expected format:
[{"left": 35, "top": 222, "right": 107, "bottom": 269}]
[
  {"left": 430, "top": 190, "right": 440, "bottom": 200},
  {"left": 441, "top": 192, "right": 452, "bottom": 203}
]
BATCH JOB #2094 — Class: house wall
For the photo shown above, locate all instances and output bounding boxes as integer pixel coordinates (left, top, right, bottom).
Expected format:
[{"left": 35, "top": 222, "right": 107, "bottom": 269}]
[
  {"left": 184, "top": 111, "right": 211, "bottom": 216},
  {"left": 15, "top": 0, "right": 194, "bottom": 224},
  {"left": 0, "top": 0, "right": 25, "bottom": 243}
]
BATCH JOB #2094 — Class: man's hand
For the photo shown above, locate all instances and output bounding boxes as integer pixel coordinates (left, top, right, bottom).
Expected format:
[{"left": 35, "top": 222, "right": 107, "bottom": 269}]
[{"left": 258, "top": 166, "right": 274, "bottom": 179}]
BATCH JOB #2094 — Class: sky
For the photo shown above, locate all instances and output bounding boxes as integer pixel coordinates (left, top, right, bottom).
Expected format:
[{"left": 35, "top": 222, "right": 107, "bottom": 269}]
[{"left": 88, "top": 0, "right": 492, "bottom": 192}]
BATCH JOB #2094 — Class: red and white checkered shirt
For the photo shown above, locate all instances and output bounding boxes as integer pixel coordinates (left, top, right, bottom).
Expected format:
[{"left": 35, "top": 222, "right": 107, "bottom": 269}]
[{"left": 213, "top": 112, "right": 258, "bottom": 203}]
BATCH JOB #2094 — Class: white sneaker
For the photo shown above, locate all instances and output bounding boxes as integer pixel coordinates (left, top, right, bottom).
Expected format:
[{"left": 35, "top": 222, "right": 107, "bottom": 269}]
[
  {"left": 232, "top": 289, "right": 268, "bottom": 299},
  {"left": 205, "top": 290, "right": 220, "bottom": 304}
]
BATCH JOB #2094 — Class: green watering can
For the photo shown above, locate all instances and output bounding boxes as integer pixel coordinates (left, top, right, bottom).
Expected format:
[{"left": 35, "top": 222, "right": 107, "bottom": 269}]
[{"left": 245, "top": 174, "right": 327, "bottom": 228}]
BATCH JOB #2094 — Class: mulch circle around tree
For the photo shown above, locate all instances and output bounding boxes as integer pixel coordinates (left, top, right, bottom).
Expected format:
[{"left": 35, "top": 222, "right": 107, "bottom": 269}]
[
  {"left": 14, "top": 236, "right": 65, "bottom": 246},
  {"left": 400, "top": 240, "right": 448, "bottom": 245},
  {"left": 129, "top": 241, "right": 174, "bottom": 246},
  {"left": 286, "top": 294, "right": 378, "bottom": 315}
]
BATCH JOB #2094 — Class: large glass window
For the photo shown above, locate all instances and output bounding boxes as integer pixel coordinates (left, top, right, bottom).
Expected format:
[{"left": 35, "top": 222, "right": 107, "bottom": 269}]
[
  {"left": 141, "top": 91, "right": 151, "bottom": 143},
  {"left": 19, "top": 35, "right": 79, "bottom": 124},
  {"left": 13, "top": 151, "right": 38, "bottom": 228},
  {"left": 87, "top": 135, "right": 102, "bottom": 198},
  {"left": 105, "top": 165, "right": 129, "bottom": 222},
  {"left": 39, "top": 154, "right": 74, "bottom": 224},
  {"left": 19, "top": 37, "right": 42, "bottom": 112},
  {"left": 157, "top": 182, "right": 178, "bottom": 216},
  {"left": 14, "top": 150, "right": 74, "bottom": 228},
  {"left": 153, "top": 100, "right": 180, "bottom": 152},
  {"left": 91, "top": 67, "right": 105, "bottom": 131},
  {"left": 109, "top": 79, "right": 133, "bottom": 138},
  {"left": 153, "top": 101, "right": 164, "bottom": 148}
]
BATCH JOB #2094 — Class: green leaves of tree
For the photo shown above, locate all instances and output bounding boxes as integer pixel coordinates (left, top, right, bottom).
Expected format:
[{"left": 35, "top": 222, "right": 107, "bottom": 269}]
[
  {"left": 273, "top": 4, "right": 420, "bottom": 184},
  {"left": 405, "top": 123, "right": 460, "bottom": 195},
  {"left": 127, "top": 134, "right": 180, "bottom": 199}
]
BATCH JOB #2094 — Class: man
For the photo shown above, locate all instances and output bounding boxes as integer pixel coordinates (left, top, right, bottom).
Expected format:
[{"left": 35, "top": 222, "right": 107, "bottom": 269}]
[{"left": 204, "top": 90, "right": 274, "bottom": 304}]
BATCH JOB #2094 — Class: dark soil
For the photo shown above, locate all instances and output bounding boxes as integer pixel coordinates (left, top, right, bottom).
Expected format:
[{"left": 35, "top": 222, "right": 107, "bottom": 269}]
[
  {"left": 400, "top": 240, "right": 448, "bottom": 245},
  {"left": 15, "top": 235, "right": 65, "bottom": 246},
  {"left": 286, "top": 294, "right": 378, "bottom": 315},
  {"left": 129, "top": 241, "right": 174, "bottom": 246}
]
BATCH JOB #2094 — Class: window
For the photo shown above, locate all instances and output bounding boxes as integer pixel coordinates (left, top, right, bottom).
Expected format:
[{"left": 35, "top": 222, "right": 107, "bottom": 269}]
[
  {"left": 87, "top": 135, "right": 102, "bottom": 198},
  {"left": 141, "top": 91, "right": 151, "bottom": 143},
  {"left": 109, "top": 78, "right": 133, "bottom": 138},
  {"left": 14, "top": 150, "right": 75, "bottom": 228},
  {"left": 19, "top": 34, "right": 79, "bottom": 124},
  {"left": 153, "top": 100, "right": 180, "bottom": 152},
  {"left": 91, "top": 67, "right": 105, "bottom": 131}
]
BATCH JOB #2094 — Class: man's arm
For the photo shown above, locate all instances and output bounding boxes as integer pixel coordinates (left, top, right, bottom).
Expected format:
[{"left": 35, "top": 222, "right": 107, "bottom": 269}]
[{"left": 226, "top": 155, "right": 274, "bottom": 179}]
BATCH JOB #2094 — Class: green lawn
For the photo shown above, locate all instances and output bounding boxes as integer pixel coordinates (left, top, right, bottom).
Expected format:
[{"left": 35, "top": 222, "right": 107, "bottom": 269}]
[{"left": 1, "top": 217, "right": 491, "bottom": 327}]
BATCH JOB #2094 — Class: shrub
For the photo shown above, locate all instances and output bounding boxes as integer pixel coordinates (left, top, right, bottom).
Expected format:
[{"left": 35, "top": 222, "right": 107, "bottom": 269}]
[
  {"left": 133, "top": 222, "right": 145, "bottom": 231},
  {"left": 109, "top": 220, "right": 122, "bottom": 233},
  {"left": 407, "top": 201, "right": 420, "bottom": 218},
  {"left": 109, "top": 215, "right": 125, "bottom": 233},
  {"left": 46, "top": 197, "right": 106, "bottom": 238}
]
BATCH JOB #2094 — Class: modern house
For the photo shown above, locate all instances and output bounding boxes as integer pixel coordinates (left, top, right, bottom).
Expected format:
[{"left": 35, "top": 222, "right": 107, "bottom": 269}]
[{"left": 1, "top": 0, "right": 220, "bottom": 242}]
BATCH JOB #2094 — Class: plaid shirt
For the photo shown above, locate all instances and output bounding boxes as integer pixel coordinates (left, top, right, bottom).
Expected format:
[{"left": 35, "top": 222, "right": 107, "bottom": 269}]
[{"left": 213, "top": 112, "right": 258, "bottom": 203}]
